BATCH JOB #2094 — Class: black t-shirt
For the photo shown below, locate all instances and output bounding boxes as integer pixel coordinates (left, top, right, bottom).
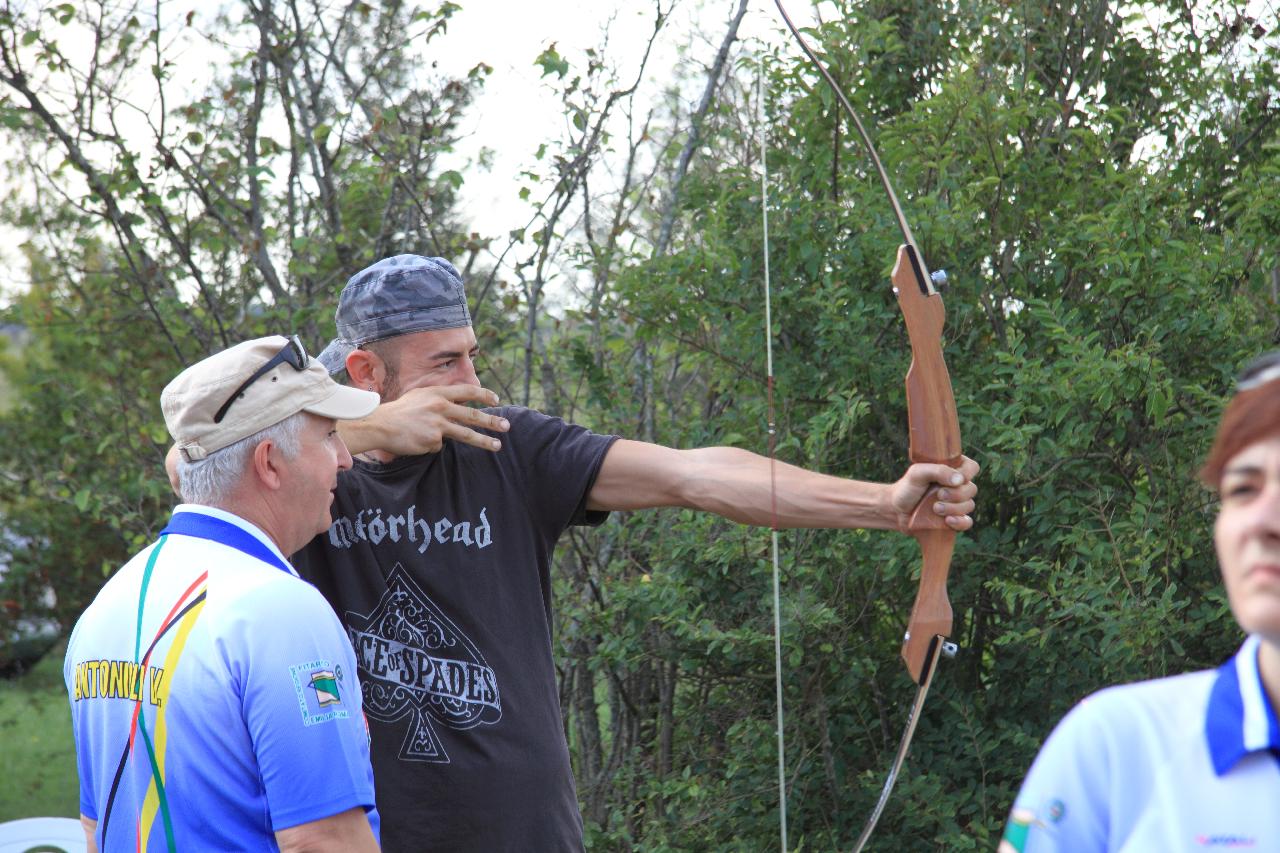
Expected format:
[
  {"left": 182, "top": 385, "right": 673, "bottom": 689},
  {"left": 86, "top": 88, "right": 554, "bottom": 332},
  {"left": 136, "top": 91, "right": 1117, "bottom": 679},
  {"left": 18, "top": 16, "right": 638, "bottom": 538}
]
[{"left": 293, "top": 406, "right": 617, "bottom": 853}]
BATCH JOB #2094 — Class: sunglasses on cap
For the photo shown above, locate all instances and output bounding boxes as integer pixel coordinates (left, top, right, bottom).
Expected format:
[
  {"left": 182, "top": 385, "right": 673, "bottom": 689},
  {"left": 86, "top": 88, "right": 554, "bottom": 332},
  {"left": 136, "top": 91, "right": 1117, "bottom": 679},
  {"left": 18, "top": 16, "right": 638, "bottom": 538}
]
[
  {"left": 212, "top": 335, "right": 308, "bottom": 424},
  {"left": 1237, "top": 350, "right": 1280, "bottom": 392}
]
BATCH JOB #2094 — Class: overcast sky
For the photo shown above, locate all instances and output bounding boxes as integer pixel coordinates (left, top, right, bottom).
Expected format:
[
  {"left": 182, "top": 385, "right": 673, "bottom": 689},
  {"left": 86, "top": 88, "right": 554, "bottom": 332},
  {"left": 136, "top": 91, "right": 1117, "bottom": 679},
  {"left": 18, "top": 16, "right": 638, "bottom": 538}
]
[
  {"left": 0, "top": 0, "right": 813, "bottom": 303},
  {"left": 4, "top": 0, "right": 1274, "bottom": 303},
  {"left": 437, "top": 0, "right": 801, "bottom": 243}
]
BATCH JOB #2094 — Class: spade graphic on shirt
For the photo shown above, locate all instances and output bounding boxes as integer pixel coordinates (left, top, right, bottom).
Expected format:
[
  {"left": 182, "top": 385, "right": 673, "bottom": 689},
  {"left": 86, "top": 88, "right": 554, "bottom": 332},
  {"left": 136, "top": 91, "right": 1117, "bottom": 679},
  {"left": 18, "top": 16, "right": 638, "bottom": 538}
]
[{"left": 345, "top": 564, "right": 502, "bottom": 762}]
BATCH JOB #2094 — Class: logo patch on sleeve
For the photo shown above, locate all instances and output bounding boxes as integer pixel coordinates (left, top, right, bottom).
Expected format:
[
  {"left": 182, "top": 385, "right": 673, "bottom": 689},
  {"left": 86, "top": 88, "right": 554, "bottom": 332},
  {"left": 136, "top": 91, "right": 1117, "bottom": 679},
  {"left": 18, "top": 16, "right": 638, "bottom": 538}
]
[
  {"left": 310, "top": 670, "right": 341, "bottom": 706},
  {"left": 289, "top": 659, "right": 351, "bottom": 726}
]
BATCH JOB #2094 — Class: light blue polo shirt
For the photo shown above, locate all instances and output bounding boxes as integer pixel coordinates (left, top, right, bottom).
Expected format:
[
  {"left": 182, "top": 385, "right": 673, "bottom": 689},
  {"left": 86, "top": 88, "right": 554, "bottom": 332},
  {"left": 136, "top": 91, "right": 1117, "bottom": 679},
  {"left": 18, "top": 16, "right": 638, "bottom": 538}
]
[
  {"left": 1001, "top": 635, "right": 1280, "bottom": 851},
  {"left": 65, "top": 505, "right": 379, "bottom": 851}
]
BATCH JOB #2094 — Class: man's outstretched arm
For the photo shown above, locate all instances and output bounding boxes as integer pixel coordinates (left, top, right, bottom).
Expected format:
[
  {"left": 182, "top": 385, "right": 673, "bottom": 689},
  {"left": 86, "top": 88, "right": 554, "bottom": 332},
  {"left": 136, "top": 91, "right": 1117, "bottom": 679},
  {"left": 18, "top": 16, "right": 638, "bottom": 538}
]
[{"left": 586, "top": 440, "right": 979, "bottom": 533}]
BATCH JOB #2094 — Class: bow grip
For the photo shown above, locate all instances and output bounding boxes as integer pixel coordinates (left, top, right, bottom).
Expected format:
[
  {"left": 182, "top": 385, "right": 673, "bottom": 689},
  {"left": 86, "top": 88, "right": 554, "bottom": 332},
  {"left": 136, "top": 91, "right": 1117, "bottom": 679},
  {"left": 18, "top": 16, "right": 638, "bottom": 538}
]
[{"left": 892, "top": 245, "right": 963, "bottom": 682}]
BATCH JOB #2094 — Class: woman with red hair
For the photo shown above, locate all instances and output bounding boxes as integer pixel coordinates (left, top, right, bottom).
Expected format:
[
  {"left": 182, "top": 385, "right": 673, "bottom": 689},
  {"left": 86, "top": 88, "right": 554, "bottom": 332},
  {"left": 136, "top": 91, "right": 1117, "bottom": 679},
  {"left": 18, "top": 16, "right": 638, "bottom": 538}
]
[{"left": 1000, "top": 352, "right": 1280, "bottom": 852}]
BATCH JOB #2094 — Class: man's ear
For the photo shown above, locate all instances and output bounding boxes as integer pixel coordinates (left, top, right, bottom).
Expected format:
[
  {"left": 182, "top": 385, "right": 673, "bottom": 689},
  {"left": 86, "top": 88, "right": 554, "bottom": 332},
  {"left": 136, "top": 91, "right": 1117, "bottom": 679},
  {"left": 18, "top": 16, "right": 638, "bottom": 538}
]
[
  {"left": 250, "top": 439, "right": 286, "bottom": 491},
  {"left": 345, "top": 348, "right": 382, "bottom": 392},
  {"left": 165, "top": 444, "right": 182, "bottom": 497}
]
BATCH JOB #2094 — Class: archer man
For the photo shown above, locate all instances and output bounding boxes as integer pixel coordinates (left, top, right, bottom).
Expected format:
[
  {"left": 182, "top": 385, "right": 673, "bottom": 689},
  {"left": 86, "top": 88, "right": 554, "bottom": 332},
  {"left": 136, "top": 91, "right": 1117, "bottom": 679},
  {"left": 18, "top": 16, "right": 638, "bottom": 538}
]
[{"left": 168, "top": 254, "right": 980, "bottom": 852}]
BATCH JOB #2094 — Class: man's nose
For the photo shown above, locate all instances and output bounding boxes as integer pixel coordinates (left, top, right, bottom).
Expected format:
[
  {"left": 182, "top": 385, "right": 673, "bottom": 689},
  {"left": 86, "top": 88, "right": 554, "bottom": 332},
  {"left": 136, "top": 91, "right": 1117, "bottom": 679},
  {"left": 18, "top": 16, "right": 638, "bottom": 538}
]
[
  {"left": 456, "top": 357, "right": 480, "bottom": 387},
  {"left": 336, "top": 439, "right": 354, "bottom": 471}
]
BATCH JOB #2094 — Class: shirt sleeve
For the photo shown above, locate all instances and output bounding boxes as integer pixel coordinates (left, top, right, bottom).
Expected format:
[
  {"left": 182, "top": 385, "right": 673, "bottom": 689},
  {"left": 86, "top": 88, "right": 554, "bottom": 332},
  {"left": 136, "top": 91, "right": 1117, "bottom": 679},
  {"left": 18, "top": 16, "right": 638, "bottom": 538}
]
[
  {"left": 221, "top": 577, "right": 378, "bottom": 835},
  {"left": 1001, "top": 696, "right": 1115, "bottom": 853},
  {"left": 64, "top": 627, "right": 99, "bottom": 821},
  {"left": 495, "top": 406, "right": 618, "bottom": 529}
]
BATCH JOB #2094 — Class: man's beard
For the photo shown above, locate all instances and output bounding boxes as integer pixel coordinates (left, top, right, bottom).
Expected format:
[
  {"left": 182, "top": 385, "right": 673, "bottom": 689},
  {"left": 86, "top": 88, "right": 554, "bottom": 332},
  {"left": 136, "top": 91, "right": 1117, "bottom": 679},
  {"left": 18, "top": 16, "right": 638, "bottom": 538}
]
[{"left": 380, "top": 364, "right": 401, "bottom": 402}]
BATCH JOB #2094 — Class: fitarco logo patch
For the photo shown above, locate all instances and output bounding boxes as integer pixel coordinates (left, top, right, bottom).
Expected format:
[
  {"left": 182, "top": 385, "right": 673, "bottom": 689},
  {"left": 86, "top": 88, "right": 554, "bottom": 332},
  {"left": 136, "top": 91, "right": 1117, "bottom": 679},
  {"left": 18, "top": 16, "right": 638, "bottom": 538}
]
[{"left": 289, "top": 659, "right": 350, "bottom": 726}]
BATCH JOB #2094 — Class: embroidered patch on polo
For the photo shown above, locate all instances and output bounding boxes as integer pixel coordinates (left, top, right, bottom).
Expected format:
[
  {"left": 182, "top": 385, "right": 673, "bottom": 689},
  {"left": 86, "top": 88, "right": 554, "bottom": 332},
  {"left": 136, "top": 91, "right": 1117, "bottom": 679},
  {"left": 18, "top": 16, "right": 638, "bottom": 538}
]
[
  {"left": 310, "top": 669, "right": 341, "bottom": 706},
  {"left": 289, "top": 659, "right": 350, "bottom": 726}
]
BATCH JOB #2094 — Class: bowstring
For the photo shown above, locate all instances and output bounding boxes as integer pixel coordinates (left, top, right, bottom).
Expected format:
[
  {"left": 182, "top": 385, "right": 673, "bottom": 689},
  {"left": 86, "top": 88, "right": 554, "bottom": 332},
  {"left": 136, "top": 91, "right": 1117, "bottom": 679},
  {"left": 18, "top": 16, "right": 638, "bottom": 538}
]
[{"left": 759, "top": 55, "right": 789, "bottom": 853}]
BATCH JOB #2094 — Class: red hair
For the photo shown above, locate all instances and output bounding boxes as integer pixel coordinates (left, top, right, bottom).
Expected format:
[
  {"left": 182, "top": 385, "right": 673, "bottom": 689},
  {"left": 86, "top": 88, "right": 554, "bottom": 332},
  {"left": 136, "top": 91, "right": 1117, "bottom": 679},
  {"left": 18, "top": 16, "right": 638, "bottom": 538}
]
[{"left": 1200, "top": 377, "right": 1280, "bottom": 487}]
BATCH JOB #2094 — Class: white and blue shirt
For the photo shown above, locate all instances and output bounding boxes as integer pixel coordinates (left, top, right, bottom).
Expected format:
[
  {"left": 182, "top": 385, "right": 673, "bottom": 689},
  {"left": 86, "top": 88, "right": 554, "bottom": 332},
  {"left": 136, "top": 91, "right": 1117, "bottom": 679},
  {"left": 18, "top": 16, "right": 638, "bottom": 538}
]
[
  {"left": 1001, "top": 635, "right": 1280, "bottom": 851},
  {"left": 65, "top": 505, "right": 379, "bottom": 852}
]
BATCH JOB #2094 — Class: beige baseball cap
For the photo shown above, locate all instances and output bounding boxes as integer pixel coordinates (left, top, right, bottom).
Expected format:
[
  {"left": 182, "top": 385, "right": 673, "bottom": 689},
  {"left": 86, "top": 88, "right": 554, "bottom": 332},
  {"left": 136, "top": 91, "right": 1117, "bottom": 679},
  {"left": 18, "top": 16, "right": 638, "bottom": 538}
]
[{"left": 162, "top": 335, "right": 379, "bottom": 462}]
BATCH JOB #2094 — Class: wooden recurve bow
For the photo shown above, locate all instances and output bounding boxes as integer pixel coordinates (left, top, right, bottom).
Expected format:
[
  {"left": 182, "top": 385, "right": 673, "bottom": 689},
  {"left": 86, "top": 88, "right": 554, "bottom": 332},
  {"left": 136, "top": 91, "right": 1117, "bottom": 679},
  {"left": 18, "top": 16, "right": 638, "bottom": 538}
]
[{"left": 771, "top": 3, "right": 965, "bottom": 849}]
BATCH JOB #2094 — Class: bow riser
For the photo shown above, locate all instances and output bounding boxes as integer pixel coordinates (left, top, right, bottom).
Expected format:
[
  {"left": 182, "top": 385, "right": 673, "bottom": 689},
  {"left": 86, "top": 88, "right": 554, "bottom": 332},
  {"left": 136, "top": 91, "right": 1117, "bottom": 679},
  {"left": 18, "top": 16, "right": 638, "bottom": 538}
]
[
  {"left": 893, "top": 245, "right": 963, "bottom": 683},
  {"left": 895, "top": 246, "right": 962, "bottom": 471}
]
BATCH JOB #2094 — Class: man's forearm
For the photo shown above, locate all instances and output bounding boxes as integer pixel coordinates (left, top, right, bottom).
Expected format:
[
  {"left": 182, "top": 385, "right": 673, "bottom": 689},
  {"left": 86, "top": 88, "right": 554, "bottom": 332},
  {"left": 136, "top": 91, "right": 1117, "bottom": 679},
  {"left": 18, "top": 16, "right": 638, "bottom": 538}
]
[
  {"left": 589, "top": 441, "right": 899, "bottom": 529},
  {"left": 673, "top": 447, "right": 900, "bottom": 530},
  {"left": 335, "top": 415, "right": 385, "bottom": 457}
]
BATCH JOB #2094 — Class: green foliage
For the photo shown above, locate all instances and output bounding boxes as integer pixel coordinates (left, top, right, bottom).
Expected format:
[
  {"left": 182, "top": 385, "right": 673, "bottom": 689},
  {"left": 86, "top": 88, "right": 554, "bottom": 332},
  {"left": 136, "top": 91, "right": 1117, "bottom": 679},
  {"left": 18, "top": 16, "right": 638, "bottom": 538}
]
[
  {"left": 537, "top": 44, "right": 572, "bottom": 79},
  {"left": 0, "top": 249, "right": 176, "bottom": 630},
  {"left": 1, "top": 0, "right": 1277, "bottom": 847},
  {"left": 541, "top": 0, "right": 1278, "bottom": 848},
  {"left": 0, "top": 641, "right": 79, "bottom": 819},
  {"left": 0, "top": 0, "right": 487, "bottom": 633}
]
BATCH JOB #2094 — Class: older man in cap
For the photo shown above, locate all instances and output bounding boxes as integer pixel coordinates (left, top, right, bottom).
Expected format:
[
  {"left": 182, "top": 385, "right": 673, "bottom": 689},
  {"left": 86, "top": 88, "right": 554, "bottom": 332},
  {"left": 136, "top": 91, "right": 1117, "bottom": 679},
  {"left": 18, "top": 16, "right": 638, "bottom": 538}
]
[
  {"left": 69, "top": 335, "right": 382, "bottom": 853},
  {"left": 277, "top": 255, "right": 981, "bottom": 853}
]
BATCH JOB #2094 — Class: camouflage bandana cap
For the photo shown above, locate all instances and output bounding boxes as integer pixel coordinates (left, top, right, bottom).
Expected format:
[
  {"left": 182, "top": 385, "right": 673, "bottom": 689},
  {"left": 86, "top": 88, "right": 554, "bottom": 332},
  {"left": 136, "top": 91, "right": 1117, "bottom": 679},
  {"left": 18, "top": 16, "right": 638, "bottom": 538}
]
[{"left": 317, "top": 254, "right": 472, "bottom": 375}]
